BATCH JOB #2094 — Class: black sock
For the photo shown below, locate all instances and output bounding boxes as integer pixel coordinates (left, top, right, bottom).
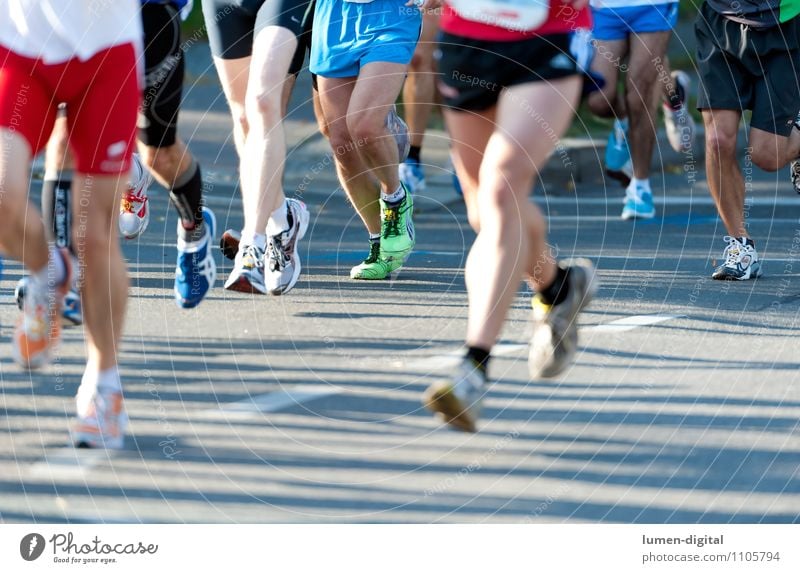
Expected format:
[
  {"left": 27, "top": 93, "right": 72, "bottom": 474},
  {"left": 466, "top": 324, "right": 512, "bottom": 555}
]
[
  {"left": 742, "top": 237, "right": 754, "bottom": 247},
  {"left": 538, "top": 265, "right": 570, "bottom": 306},
  {"left": 465, "top": 346, "right": 490, "bottom": 375},
  {"left": 41, "top": 175, "right": 72, "bottom": 251},
  {"left": 407, "top": 145, "right": 421, "bottom": 163},
  {"left": 169, "top": 160, "right": 204, "bottom": 241}
]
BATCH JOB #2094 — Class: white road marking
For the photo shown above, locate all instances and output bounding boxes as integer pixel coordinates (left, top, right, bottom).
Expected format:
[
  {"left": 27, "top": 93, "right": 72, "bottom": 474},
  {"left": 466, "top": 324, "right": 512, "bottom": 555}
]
[
  {"left": 29, "top": 448, "right": 108, "bottom": 479},
  {"left": 407, "top": 315, "right": 682, "bottom": 371},
  {"left": 586, "top": 314, "right": 683, "bottom": 333},
  {"left": 205, "top": 384, "right": 343, "bottom": 418},
  {"left": 533, "top": 195, "right": 800, "bottom": 208}
]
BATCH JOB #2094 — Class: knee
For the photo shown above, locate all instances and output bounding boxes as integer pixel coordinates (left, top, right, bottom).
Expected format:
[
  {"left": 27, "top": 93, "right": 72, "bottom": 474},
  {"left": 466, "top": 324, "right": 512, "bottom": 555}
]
[
  {"left": 229, "top": 103, "right": 249, "bottom": 137},
  {"left": 477, "top": 172, "right": 524, "bottom": 218},
  {"left": 75, "top": 224, "right": 112, "bottom": 262},
  {"left": 317, "top": 116, "right": 331, "bottom": 141},
  {"left": 750, "top": 146, "right": 782, "bottom": 172},
  {"left": 346, "top": 113, "right": 386, "bottom": 147},
  {"left": 624, "top": 83, "right": 652, "bottom": 118},
  {"left": 246, "top": 88, "right": 282, "bottom": 126},
  {"left": 465, "top": 208, "right": 481, "bottom": 233},
  {"left": 587, "top": 90, "right": 616, "bottom": 118},
  {"left": 328, "top": 125, "right": 360, "bottom": 164},
  {"left": 705, "top": 125, "right": 738, "bottom": 158}
]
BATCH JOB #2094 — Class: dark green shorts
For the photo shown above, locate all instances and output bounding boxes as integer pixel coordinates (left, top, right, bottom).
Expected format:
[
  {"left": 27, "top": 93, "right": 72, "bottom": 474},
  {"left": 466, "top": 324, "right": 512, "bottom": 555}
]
[{"left": 695, "top": 2, "right": 800, "bottom": 136}]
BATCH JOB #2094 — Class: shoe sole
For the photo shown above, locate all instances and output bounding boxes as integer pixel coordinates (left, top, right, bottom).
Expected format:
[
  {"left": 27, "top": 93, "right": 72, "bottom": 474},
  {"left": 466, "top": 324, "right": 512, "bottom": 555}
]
[
  {"left": 422, "top": 382, "right": 477, "bottom": 433},
  {"left": 351, "top": 271, "right": 390, "bottom": 280},
  {"left": 71, "top": 430, "right": 125, "bottom": 450},
  {"left": 225, "top": 275, "right": 267, "bottom": 294},
  {"left": 268, "top": 200, "right": 310, "bottom": 296},
  {"left": 712, "top": 266, "right": 763, "bottom": 281},
  {"left": 621, "top": 210, "right": 655, "bottom": 221}
]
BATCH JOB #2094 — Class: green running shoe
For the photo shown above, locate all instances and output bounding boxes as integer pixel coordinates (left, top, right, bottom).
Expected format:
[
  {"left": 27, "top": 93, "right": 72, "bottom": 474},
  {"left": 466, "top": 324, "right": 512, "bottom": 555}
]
[
  {"left": 379, "top": 186, "right": 415, "bottom": 267},
  {"left": 350, "top": 241, "right": 393, "bottom": 280}
]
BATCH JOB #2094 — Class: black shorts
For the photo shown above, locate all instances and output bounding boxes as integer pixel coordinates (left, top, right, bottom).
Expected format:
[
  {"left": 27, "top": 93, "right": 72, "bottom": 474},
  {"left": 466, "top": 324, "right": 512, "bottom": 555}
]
[
  {"left": 139, "top": 3, "right": 185, "bottom": 148},
  {"left": 695, "top": 2, "right": 800, "bottom": 136},
  {"left": 436, "top": 32, "right": 578, "bottom": 111},
  {"left": 202, "top": 0, "right": 314, "bottom": 75}
]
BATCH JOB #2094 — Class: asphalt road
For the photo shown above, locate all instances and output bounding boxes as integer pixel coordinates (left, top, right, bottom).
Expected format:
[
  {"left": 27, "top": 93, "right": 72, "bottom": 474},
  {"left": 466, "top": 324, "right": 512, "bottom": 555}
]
[{"left": 1, "top": 46, "right": 799, "bottom": 524}]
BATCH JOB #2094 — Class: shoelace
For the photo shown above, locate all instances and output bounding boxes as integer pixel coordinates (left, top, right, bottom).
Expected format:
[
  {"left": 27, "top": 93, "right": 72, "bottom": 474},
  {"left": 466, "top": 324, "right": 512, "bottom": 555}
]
[
  {"left": 266, "top": 234, "right": 289, "bottom": 272},
  {"left": 382, "top": 204, "right": 403, "bottom": 238},
  {"left": 722, "top": 236, "right": 744, "bottom": 266},
  {"left": 241, "top": 244, "right": 265, "bottom": 270},
  {"left": 121, "top": 189, "right": 144, "bottom": 214},
  {"left": 362, "top": 241, "right": 381, "bottom": 264}
]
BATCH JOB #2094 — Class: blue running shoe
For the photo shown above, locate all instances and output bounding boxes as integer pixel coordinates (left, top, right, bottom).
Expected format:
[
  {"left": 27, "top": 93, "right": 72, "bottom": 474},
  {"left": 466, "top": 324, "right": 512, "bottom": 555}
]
[
  {"left": 62, "top": 289, "right": 82, "bottom": 325},
  {"left": 605, "top": 118, "right": 633, "bottom": 187},
  {"left": 175, "top": 207, "right": 217, "bottom": 309},
  {"left": 15, "top": 276, "right": 82, "bottom": 325},
  {"left": 621, "top": 182, "right": 655, "bottom": 220},
  {"left": 399, "top": 158, "right": 426, "bottom": 194}
]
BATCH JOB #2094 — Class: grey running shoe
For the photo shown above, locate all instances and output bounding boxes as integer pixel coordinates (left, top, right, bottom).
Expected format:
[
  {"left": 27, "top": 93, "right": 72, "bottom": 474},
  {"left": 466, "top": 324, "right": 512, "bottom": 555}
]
[
  {"left": 790, "top": 160, "right": 800, "bottom": 194},
  {"left": 663, "top": 71, "right": 696, "bottom": 153},
  {"left": 423, "top": 358, "right": 488, "bottom": 433},
  {"left": 386, "top": 105, "right": 410, "bottom": 163},
  {"left": 529, "top": 258, "right": 598, "bottom": 379},
  {"left": 712, "top": 236, "right": 762, "bottom": 280},
  {"left": 265, "top": 198, "right": 310, "bottom": 295}
]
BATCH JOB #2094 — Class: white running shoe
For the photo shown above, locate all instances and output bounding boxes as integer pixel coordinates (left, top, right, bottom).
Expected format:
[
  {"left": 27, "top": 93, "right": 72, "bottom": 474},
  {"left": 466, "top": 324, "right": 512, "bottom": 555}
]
[
  {"left": 663, "top": 71, "right": 696, "bottom": 153},
  {"left": 265, "top": 198, "right": 310, "bottom": 295},
  {"left": 119, "top": 153, "right": 152, "bottom": 240},
  {"left": 71, "top": 385, "right": 127, "bottom": 449},
  {"left": 712, "top": 236, "right": 763, "bottom": 280},
  {"left": 423, "top": 357, "right": 488, "bottom": 433}
]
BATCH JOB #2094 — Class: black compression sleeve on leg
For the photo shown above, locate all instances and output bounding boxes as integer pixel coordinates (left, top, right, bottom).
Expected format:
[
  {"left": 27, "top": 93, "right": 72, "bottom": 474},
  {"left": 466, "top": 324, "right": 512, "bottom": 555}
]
[
  {"left": 169, "top": 160, "right": 204, "bottom": 241},
  {"left": 41, "top": 174, "right": 73, "bottom": 251}
]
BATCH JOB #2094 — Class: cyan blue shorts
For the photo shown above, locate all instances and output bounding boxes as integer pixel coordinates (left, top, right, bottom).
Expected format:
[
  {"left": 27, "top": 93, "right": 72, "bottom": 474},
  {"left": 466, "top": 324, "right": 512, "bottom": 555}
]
[
  {"left": 591, "top": 2, "right": 678, "bottom": 41},
  {"left": 310, "top": 0, "right": 421, "bottom": 78}
]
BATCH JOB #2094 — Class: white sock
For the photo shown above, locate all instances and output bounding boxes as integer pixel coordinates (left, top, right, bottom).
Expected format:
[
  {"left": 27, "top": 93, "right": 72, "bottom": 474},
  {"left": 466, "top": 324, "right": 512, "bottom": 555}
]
[
  {"left": 381, "top": 185, "right": 406, "bottom": 204},
  {"left": 240, "top": 231, "right": 267, "bottom": 251},
  {"left": 369, "top": 232, "right": 381, "bottom": 243},
  {"left": 32, "top": 246, "right": 66, "bottom": 287},
  {"left": 631, "top": 178, "right": 652, "bottom": 193},
  {"left": 76, "top": 366, "right": 121, "bottom": 416},
  {"left": 265, "top": 199, "right": 289, "bottom": 236}
]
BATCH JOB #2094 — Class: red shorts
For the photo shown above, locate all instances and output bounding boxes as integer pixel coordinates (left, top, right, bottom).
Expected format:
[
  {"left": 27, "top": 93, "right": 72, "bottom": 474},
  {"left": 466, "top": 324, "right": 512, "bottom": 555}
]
[{"left": 0, "top": 43, "right": 140, "bottom": 175}]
